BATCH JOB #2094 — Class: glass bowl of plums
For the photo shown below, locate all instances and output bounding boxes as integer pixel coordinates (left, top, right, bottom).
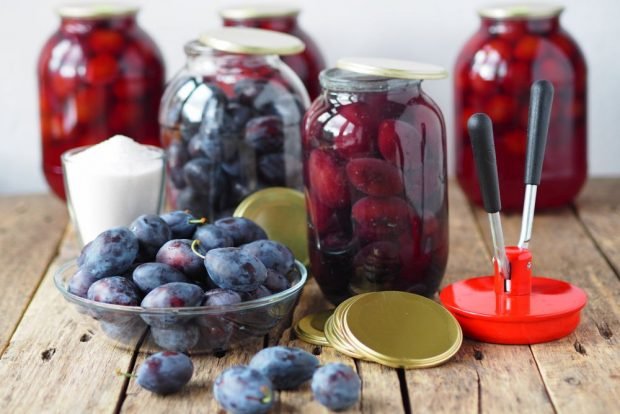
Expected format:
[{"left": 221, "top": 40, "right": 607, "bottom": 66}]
[{"left": 54, "top": 212, "right": 307, "bottom": 354}]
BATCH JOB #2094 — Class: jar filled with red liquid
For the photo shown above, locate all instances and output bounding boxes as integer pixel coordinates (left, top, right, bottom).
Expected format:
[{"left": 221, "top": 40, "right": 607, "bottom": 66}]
[
  {"left": 220, "top": 5, "right": 326, "bottom": 100},
  {"left": 455, "top": 4, "right": 587, "bottom": 210},
  {"left": 303, "top": 58, "right": 449, "bottom": 304},
  {"left": 159, "top": 28, "right": 309, "bottom": 220},
  {"left": 38, "top": 3, "right": 165, "bottom": 199}
]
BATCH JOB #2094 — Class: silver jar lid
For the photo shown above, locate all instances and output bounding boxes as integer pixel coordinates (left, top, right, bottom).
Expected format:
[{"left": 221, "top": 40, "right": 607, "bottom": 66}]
[
  {"left": 478, "top": 3, "right": 564, "bottom": 19},
  {"left": 336, "top": 57, "right": 448, "bottom": 80},
  {"left": 57, "top": 2, "right": 139, "bottom": 19},
  {"left": 219, "top": 4, "right": 300, "bottom": 19},
  {"left": 199, "top": 27, "right": 305, "bottom": 55}
]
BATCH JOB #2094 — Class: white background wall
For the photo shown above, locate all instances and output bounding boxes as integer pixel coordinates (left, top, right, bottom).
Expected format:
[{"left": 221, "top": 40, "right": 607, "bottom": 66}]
[{"left": 1, "top": 0, "right": 618, "bottom": 194}]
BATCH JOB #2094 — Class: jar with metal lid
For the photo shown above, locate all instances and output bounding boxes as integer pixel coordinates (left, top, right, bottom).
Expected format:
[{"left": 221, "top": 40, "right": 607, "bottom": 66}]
[
  {"left": 220, "top": 4, "right": 326, "bottom": 100},
  {"left": 455, "top": 3, "right": 587, "bottom": 210},
  {"left": 303, "top": 58, "right": 449, "bottom": 304},
  {"left": 160, "top": 28, "right": 310, "bottom": 219},
  {"left": 37, "top": 3, "right": 165, "bottom": 199}
]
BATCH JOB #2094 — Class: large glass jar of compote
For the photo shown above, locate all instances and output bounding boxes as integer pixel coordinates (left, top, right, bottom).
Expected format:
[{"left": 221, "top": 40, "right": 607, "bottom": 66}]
[
  {"left": 455, "top": 3, "right": 587, "bottom": 210},
  {"left": 37, "top": 3, "right": 165, "bottom": 199},
  {"left": 220, "top": 4, "right": 326, "bottom": 100},
  {"left": 160, "top": 28, "right": 310, "bottom": 219},
  {"left": 303, "top": 58, "right": 449, "bottom": 304}
]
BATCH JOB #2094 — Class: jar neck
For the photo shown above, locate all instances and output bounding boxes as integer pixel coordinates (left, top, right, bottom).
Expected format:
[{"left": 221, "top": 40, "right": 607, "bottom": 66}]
[
  {"left": 222, "top": 15, "right": 298, "bottom": 32},
  {"left": 320, "top": 68, "right": 423, "bottom": 95},
  {"left": 184, "top": 40, "right": 281, "bottom": 73},
  {"left": 481, "top": 15, "right": 560, "bottom": 35},
  {"left": 60, "top": 14, "right": 137, "bottom": 34}
]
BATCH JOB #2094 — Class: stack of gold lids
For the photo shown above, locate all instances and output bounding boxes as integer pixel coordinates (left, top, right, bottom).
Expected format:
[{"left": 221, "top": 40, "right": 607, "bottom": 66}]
[{"left": 294, "top": 291, "right": 463, "bottom": 368}]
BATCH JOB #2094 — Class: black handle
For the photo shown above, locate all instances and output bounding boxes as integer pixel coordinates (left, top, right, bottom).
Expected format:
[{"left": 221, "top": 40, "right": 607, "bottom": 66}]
[
  {"left": 468, "top": 113, "right": 501, "bottom": 213},
  {"left": 525, "top": 80, "right": 554, "bottom": 185}
]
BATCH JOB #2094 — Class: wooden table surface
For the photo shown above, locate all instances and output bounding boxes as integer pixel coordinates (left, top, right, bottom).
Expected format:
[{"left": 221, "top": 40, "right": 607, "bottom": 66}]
[{"left": 0, "top": 179, "right": 618, "bottom": 413}]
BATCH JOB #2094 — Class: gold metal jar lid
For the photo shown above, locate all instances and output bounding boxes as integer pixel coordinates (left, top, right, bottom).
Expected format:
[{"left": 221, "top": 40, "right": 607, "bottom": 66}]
[
  {"left": 219, "top": 4, "right": 300, "bottom": 19},
  {"left": 343, "top": 291, "right": 462, "bottom": 368},
  {"left": 478, "top": 3, "right": 564, "bottom": 19},
  {"left": 336, "top": 57, "right": 448, "bottom": 81},
  {"left": 233, "top": 187, "right": 308, "bottom": 265},
  {"left": 199, "top": 27, "right": 305, "bottom": 55},
  {"left": 57, "top": 3, "right": 139, "bottom": 19}
]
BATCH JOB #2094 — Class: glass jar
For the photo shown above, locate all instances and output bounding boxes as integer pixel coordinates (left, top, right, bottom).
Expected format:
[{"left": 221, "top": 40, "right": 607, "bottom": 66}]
[
  {"left": 455, "top": 4, "right": 587, "bottom": 210},
  {"left": 220, "top": 5, "right": 326, "bottom": 100},
  {"left": 37, "top": 3, "right": 165, "bottom": 199},
  {"left": 303, "top": 58, "right": 449, "bottom": 304},
  {"left": 160, "top": 28, "right": 310, "bottom": 219}
]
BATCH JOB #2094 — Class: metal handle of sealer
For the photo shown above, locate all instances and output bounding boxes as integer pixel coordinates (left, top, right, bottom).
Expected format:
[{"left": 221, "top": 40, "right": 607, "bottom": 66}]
[
  {"left": 518, "top": 80, "right": 554, "bottom": 249},
  {"left": 468, "top": 113, "right": 511, "bottom": 292}
]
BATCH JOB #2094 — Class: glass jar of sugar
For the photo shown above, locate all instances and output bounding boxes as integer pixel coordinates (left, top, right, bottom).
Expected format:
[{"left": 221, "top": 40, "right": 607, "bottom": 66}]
[{"left": 62, "top": 135, "right": 165, "bottom": 245}]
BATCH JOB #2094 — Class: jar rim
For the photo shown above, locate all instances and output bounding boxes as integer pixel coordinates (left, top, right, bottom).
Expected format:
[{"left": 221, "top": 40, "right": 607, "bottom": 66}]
[
  {"left": 184, "top": 40, "right": 214, "bottom": 57},
  {"left": 478, "top": 3, "right": 564, "bottom": 19},
  {"left": 56, "top": 2, "right": 139, "bottom": 19},
  {"left": 219, "top": 4, "right": 300, "bottom": 19},
  {"left": 319, "top": 68, "right": 422, "bottom": 93}
]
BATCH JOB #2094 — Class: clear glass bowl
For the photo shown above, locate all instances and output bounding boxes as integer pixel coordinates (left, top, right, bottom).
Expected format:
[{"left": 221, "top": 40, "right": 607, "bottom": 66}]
[{"left": 54, "top": 259, "right": 307, "bottom": 354}]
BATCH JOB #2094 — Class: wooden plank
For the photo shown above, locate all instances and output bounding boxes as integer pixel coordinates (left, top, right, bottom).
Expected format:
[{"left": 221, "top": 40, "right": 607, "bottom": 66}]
[
  {"left": 473, "top": 187, "right": 620, "bottom": 414},
  {"left": 0, "top": 194, "right": 68, "bottom": 354},
  {"left": 576, "top": 178, "right": 620, "bottom": 277},
  {"left": 404, "top": 183, "right": 553, "bottom": 414},
  {"left": 0, "top": 228, "right": 134, "bottom": 413}
]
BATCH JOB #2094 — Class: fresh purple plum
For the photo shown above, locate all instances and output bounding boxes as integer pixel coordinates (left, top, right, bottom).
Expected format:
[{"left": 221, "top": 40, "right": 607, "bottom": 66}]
[
  {"left": 193, "top": 224, "right": 234, "bottom": 252},
  {"left": 151, "top": 324, "right": 200, "bottom": 352},
  {"left": 87, "top": 276, "right": 141, "bottom": 306},
  {"left": 67, "top": 268, "right": 97, "bottom": 298},
  {"left": 141, "top": 282, "right": 204, "bottom": 327},
  {"left": 205, "top": 247, "right": 268, "bottom": 292},
  {"left": 202, "top": 289, "right": 242, "bottom": 307},
  {"left": 311, "top": 363, "right": 361, "bottom": 411},
  {"left": 214, "top": 217, "right": 267, "bottom": 246},
  {"left": 141, "top": 282, "right": 203, "bottom": 308},
  {"left": 249, "top": 346, "right": 319, "bottom": 390},
  {"left": 161, "top": 210, "right": 201, "bottom": 239},
  {"left": 78, "top": 227, "right": 138, "bottom": 278},
  {"left": 136, "top": 351, "right": 194, "bottom": 395},
  {"left": 156, "top": 239, "right": 207, "bottom": 282},
  {"left": 263, "top": 269, "right": 290, "bottom": 293},
  {"left": 196, "top": 319, "right": 233, "bottom": 351},
  {"left": 213, "top": 366, "right": 274, "bottom": 414},
  {"left": 132, "top": 262, "right": 189, "bottom": 294},
  {"left": 241, "top": 240, "right": 295, "bottom": 274},
  {"left": 100, "top": 318, "right": 147, "bottom": 345},
  {"left": 130, "top": 214, "right": 172, "bottom": 261},
  {"left": 241, "top": 285, "right": 272, "bottom": 301}
]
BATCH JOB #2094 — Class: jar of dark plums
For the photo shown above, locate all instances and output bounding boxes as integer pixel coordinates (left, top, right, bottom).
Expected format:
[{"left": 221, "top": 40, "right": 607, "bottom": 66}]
[
  {"left": 303, "top": 58, "right": 449, "bottom": 304},
  {"left": 37, "top": 3, "right": 165, "bottom": 199},
  {"left": 160, "top": 28, "right": 310, "bottom": 220},
  {"left": 220, "top": 4, "right": 326, "bottom": 100},
  {"left": 455, "top": 4, "right": 587, "bottom": 210}
]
